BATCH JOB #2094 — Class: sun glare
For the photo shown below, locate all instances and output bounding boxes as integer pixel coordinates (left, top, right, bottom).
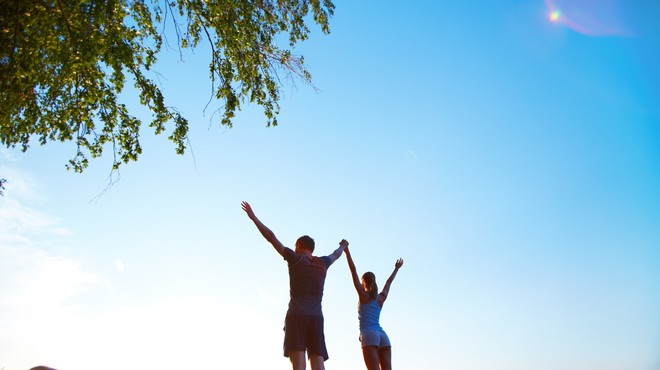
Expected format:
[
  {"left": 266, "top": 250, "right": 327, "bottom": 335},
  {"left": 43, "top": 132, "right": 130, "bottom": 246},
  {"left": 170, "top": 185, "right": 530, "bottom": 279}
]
[{"left": 549, "top": 10, "right": 561, "bottom": 22}]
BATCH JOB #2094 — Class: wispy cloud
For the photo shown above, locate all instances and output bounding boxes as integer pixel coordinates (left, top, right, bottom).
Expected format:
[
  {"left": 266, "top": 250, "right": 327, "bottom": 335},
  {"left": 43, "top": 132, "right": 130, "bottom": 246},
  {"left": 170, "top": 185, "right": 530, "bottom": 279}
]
[
  {"left": 0, "top": 159, "right": 72, "bottom": 249},
  {"left": 114, "top": 260, "right": 127, "bottom": 272},
  {"left": 0, "top": 197, "right": 72, "bottom": 246},
  {"left": 0, "top": 161, "right": 280, "bottom": 370},
  {"left": 0, "top": 160, "right": 98, "bottom": 370},
  {"left": 0, "top": 151, "right": 47, "bottom": 203}
]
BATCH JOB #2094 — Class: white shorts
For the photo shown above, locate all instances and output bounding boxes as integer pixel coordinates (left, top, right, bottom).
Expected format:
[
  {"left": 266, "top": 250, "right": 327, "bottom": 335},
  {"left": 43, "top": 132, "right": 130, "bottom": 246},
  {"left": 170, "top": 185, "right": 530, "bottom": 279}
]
[{"left": 359, "top": 329, "right": 391, "bottom": 348}]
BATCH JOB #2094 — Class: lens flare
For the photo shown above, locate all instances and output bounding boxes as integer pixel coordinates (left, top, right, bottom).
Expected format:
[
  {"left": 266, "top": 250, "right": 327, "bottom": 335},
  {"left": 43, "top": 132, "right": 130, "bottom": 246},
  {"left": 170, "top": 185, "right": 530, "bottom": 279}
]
[
  {"left": 549, "top": 10, "right": 561, "bottom": 22},
  {"left": 544, "top": 0, "right": 630, "bottom": 36}
]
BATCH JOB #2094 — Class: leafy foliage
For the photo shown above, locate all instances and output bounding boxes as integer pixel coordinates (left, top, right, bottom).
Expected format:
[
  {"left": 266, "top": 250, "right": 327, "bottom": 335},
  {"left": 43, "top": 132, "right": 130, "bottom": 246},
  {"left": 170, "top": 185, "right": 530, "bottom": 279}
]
[{"left": 0, "top": 0, "right": 334, "bottom": 172}]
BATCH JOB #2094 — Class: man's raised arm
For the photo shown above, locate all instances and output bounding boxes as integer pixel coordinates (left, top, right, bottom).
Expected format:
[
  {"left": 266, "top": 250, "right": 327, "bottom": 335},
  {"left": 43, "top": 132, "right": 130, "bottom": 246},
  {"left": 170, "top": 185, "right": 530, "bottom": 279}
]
[
  {"left": 241, "top": 201, "right": 285, "bottom": 256},
  {"left": 326, "top": 239, "right": 348, "bottom": 265}
]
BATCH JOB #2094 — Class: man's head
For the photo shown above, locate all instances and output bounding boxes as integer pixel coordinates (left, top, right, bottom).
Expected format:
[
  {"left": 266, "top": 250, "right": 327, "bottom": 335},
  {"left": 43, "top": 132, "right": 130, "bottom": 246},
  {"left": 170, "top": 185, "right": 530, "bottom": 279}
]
[{"left": 295, "top": 235, "right": 315, "bottom": 253}]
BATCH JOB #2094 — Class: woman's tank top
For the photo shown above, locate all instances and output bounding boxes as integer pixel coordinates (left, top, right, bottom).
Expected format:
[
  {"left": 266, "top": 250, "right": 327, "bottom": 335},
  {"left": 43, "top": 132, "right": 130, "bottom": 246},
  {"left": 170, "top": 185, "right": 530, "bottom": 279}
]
[{"left": 358, "top": 297, "right": 383, "bottom": 331}]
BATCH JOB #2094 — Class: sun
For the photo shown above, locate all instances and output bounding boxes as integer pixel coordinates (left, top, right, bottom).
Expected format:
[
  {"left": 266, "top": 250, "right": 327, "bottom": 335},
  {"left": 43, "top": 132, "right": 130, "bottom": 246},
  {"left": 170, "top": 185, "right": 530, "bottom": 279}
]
[{"left": 549, "top": 9, "right": 561, "bottom": 23}]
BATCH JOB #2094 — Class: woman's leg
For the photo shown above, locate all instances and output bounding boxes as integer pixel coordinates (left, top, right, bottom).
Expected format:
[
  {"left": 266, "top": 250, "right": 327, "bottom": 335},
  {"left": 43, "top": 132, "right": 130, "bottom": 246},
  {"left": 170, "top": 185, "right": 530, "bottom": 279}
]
[
  {"left": 378, "top": 346, "right": 392, "bottom": 370},
  {"left": 362, "top": 346, "right": 381, "bottom": 370}
]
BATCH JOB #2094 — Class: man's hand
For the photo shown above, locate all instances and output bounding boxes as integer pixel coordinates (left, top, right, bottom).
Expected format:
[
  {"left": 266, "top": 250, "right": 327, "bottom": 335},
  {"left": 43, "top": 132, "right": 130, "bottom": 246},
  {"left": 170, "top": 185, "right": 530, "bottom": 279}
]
[
  {"left": 395, "top": 258, "right": 404, "bottom": 270},
  {"left": 340, "top": 239, "right": 349, "bottom": 249},
  {"left": 241, "top": 201, "right": 255, "bottom": 219},
  {"left": 241, "top": 201, "right": 285, "bottom": 256}
]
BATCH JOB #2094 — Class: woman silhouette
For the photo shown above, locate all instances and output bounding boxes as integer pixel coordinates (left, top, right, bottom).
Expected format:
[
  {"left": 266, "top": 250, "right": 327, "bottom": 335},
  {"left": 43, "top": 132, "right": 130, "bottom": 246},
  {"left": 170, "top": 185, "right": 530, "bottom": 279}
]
[{"left": 342, "top": 240, "right": 404, "bottom": 370}]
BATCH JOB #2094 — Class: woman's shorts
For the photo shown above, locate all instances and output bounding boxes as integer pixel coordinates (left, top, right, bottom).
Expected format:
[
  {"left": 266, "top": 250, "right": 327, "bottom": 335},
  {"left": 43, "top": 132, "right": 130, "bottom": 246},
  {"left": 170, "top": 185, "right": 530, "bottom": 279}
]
[
  {"left": 283, "top": 315, "right": 329, "bottom": 360},
  {"left": 359, "top": 329, "right": 391, "bottom": 348}
]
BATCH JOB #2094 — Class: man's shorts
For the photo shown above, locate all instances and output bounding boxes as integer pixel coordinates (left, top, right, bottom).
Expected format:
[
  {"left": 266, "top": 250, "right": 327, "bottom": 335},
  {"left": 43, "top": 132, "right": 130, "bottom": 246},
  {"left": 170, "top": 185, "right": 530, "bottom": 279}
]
[
  {"left": 283, "top": 315, "right": 329, "bottom": 361},
  {"left": 359, "top": 329, "right": 391, "bottom": 348}
]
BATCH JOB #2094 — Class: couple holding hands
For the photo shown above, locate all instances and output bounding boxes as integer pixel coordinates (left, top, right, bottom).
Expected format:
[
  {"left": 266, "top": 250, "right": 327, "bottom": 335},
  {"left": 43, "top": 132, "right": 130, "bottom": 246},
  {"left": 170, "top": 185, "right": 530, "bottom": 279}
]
[{"left": 242, "top": 202, "right": 404, "bottom": 370}]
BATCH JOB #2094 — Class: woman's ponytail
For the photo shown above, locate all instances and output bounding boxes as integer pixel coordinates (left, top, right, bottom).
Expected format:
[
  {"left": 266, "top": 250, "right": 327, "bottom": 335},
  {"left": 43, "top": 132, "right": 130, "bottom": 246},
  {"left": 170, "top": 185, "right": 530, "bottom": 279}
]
[{"left": 362, "top": 272, "right": 378, "bottom": 301}]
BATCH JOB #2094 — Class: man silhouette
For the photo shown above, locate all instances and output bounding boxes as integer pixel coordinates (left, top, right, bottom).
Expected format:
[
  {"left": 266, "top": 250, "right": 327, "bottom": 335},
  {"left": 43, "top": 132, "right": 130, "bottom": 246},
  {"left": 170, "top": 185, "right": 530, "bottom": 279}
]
[{"left": 242, "top": 201, "right": 346, "bottom": 370}]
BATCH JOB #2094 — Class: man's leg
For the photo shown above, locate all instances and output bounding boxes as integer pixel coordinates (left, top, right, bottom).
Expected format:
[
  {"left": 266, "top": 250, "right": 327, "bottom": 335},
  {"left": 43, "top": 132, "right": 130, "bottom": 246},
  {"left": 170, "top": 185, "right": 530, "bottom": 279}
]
[
  {"left": 306, "top": 315, "right": 328, "bottom": 369},
  {"left": 289, "top": 350, "right": 306, "bottom": 370},
  {"left": 309, "top": 354, "right": 325, "bottom": 370}
]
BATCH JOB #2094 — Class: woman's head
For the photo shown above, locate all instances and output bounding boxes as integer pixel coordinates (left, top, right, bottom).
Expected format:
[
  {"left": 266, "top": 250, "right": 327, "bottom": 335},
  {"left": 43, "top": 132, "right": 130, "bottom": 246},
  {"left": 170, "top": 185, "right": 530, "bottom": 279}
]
[{"left": 361, "top": 271, "right": 378, "bottom": 300}]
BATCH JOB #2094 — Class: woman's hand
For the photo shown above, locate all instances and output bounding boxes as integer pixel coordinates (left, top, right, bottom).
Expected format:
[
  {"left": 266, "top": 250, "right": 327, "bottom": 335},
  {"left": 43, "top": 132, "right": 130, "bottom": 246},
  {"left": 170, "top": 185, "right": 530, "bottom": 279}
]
[{"left": 241, "top": 201, "right": 255, "bottom": 219}]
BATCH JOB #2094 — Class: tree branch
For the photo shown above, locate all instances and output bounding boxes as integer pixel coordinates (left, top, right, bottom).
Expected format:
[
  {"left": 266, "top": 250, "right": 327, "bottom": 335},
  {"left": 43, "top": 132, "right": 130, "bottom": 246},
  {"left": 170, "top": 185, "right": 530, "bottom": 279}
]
[
  {"left": 55, "top": 0, "right": 74, "bottom": 39},
  {"left": 12, "top": 0, "right": 19, "bottom": 54}
]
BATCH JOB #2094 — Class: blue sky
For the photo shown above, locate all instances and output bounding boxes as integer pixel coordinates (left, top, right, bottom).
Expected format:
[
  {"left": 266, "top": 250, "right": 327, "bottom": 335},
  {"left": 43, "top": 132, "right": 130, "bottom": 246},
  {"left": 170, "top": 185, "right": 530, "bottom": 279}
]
[{"left": 1, "top": 1, "right": 659, "bottom": 369}]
